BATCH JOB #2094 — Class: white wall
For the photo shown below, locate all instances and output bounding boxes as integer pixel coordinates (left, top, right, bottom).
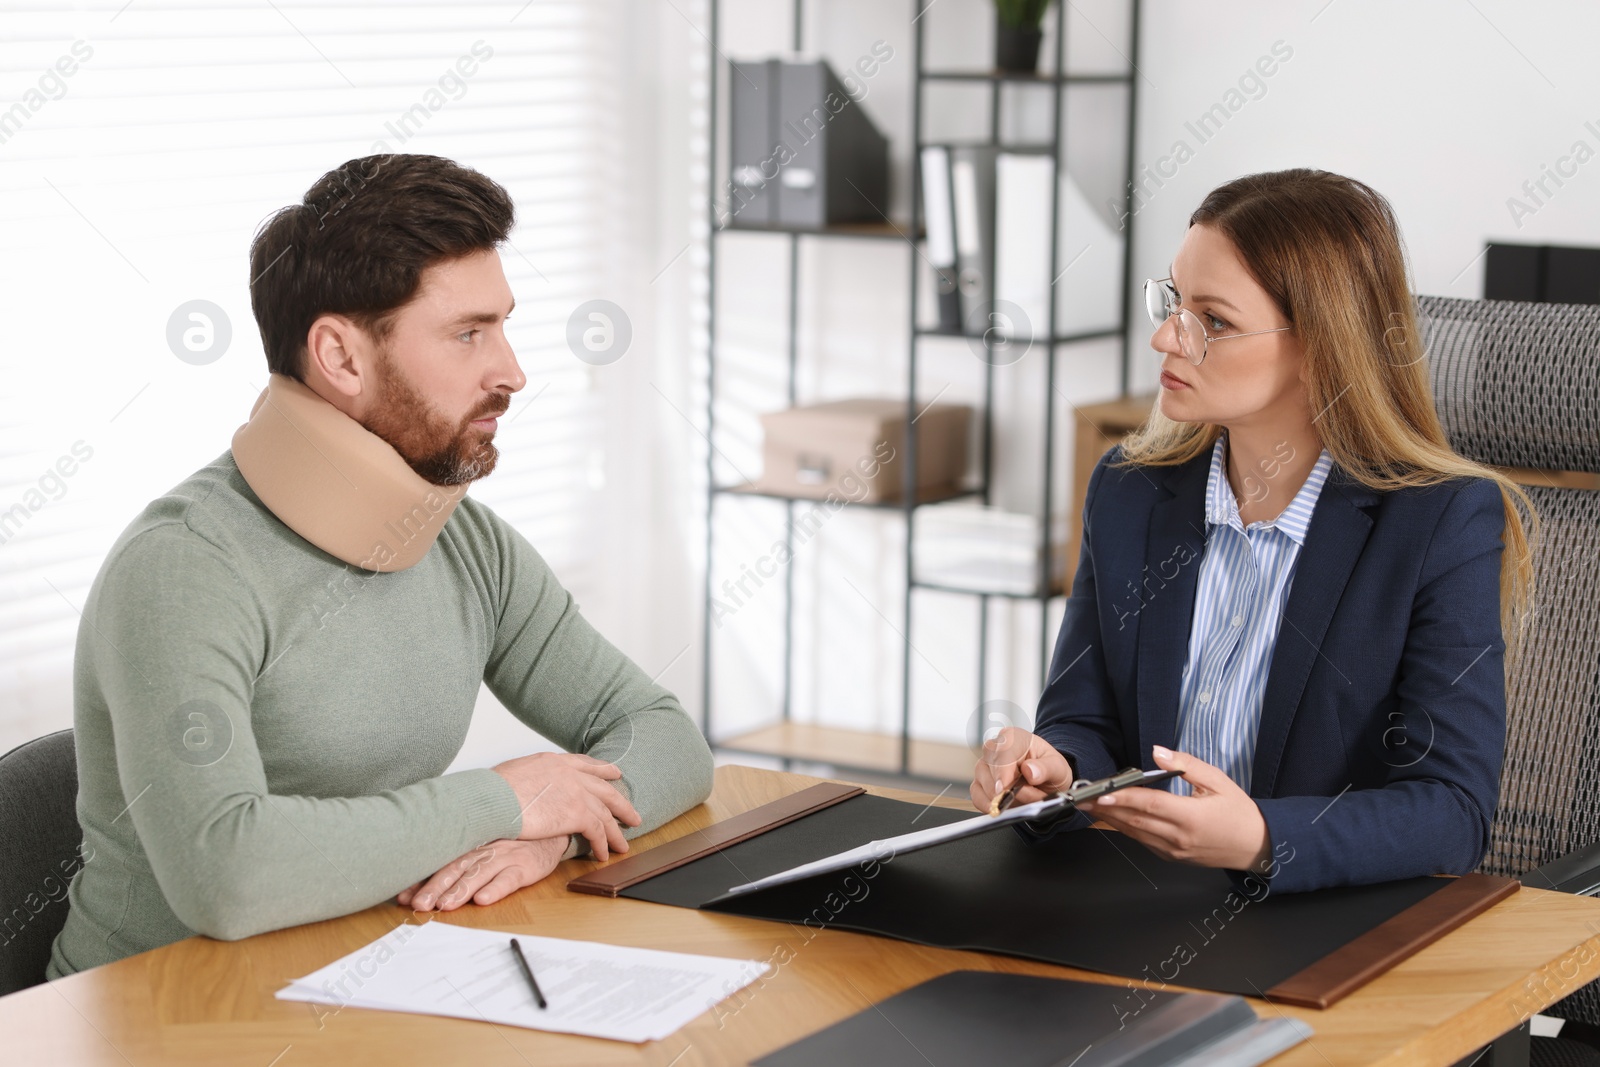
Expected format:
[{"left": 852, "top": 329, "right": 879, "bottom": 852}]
[{"left": 1124, "top": 0, "right": 1600, "bottom": 396}]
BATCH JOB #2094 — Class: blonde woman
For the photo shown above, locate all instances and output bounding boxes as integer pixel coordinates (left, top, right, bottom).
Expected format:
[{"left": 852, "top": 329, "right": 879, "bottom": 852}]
[{"left": 971, "top": 168, "right": 1535, "bottom": 893}]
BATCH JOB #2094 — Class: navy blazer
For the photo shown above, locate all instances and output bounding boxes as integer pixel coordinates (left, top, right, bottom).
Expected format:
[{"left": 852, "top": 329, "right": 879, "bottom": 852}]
[{"left": 1034, "top": 444, "right": 1508, "bottom": 893}]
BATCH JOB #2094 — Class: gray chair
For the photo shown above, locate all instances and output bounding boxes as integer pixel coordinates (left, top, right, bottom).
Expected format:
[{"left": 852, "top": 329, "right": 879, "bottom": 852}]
[
  {"left": 0, "top": 729, "right": 81, "bottom": 996},
  {"left": 1417, "top": 294, "right": 1600, "bottom": 1064}
]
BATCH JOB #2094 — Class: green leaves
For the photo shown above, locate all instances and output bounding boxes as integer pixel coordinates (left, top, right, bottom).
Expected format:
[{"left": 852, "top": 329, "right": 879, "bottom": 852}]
[{"left": 994, "top": 0, "right": 1053, "bottom": 30}]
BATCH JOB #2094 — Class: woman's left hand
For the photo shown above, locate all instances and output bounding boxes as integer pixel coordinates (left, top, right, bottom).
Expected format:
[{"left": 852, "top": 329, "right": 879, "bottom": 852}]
[
  {"left": 398, "top": 836, "right": 569, "bottom": 912},
  {"left": 1081, "top": 746, "right": 1272, "bottom": 872}
]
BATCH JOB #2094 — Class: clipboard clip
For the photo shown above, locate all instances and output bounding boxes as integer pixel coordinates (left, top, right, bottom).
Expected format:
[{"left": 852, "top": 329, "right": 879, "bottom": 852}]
[
  {"left": 1059, "top": 766, "right": 1175, "bottom": 805},
  {"left": 993, "top": 766, "right": 1181, "bottom": 827}
]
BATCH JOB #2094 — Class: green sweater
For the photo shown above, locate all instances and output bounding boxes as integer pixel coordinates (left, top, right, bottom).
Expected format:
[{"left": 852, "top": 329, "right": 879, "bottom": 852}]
[{"left": 47, "top": 452, "right": 713, "bottom": 978}]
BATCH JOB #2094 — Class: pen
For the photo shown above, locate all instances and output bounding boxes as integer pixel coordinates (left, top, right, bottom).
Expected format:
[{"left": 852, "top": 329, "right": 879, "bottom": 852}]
[
  {"left": 509, "top": 937, "right": 547, "bottom": 1010},
  {"left": 989, "top": 773, "right": 1027, "bottom": 816}
]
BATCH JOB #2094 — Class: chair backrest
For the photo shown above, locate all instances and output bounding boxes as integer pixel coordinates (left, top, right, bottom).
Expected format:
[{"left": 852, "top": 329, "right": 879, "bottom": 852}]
[
  {"left": 1416, "top": 294, "right": 1600, "bottom": 882},
  {"left": 0, "top": 729, "right": 81, "bottom": 996},
  {"left": 1420, "top": 292, "right": 1593, "bottom": 1023},
  {"left": 1418, "top": 296, "right": 1600, "bottom": 1033}
]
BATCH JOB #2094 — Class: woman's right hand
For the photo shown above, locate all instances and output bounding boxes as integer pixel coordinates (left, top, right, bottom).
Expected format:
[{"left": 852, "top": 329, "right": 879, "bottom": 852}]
[{"left": 969, "top": 727, "right": 1074, "bottom": 813}]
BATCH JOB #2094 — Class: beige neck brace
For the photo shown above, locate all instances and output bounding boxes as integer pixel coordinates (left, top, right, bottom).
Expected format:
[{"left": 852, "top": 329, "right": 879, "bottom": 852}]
[{"left": 232, "top": 373, "right": 466, "bottom": 572}]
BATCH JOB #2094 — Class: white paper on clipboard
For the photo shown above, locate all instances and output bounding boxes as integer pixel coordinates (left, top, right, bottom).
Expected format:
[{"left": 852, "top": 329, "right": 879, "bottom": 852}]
[{"left": 721, "top": 768, "right": 1176, "bottom": 897}]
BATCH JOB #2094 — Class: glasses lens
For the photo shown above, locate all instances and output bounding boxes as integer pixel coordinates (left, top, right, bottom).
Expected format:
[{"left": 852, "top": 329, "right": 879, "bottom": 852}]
[
  {"left": 1176, "top": 308, "right": 1207, "bottom": 365},
  {"left": 1144, "top": 280, "right": 1171, "bottom": 329}
]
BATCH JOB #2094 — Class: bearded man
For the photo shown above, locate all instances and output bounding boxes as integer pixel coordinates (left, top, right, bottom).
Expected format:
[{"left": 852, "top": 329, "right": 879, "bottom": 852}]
[{"left": 48, "top": 154, "right": 712, "bottom": 978}]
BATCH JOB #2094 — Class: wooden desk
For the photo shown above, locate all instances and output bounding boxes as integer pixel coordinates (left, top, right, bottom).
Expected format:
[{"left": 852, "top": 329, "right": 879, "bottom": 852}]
[{"left": 8, "top": 764, "right": 1600, "bottom": 1066}]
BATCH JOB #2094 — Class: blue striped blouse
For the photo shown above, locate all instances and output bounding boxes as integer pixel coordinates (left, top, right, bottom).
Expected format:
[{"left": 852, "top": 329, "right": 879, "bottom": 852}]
[{"left": 1170, "top": 433, "right": 1334, "bottom": 795}]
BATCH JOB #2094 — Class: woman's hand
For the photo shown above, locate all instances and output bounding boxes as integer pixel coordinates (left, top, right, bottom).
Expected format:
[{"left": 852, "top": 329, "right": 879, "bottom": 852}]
[
  {"left": 969, "top": 727, "right": 1074, "bottom": 812},
  {"left": 399, "top": 836, "right": 569, "bottom": 912},
  {"left": 1083, "top": 746, "right": 1271, "bottom": 872}
]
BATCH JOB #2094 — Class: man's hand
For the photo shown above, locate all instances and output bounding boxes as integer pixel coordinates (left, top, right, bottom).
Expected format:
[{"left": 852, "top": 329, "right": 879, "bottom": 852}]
[
  {"left": 492, "top": 751, "right": 641, "bottom": 860},
  {"left": 399, "top": 837, "right": 568, "bottom": 913},
  {"left": 969, "top": 727, "right": 1075, "bottom": 813},
  {"left": 1082, "top": 746, "right": 1271, "bottom": 872}
]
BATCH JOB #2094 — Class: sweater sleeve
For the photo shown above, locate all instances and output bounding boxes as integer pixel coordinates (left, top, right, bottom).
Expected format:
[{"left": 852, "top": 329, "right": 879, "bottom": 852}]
[
  {"left": 89, "top": 526, "right": 527, "bottom": 942},
  {"left": 479, "top": 513, "right": 714, "bottom": 840}
]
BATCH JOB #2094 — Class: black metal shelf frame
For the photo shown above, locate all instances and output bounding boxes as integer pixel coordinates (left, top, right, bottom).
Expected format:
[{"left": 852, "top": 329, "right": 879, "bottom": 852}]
[{"left": 699, "top": 0, "right": 1141, "bottom": 778}]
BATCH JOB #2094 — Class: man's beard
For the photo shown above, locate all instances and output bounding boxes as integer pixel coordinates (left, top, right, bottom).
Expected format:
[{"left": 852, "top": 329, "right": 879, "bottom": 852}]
[{"left": 361, "top": 352, "right": 509, "bottom": 487}]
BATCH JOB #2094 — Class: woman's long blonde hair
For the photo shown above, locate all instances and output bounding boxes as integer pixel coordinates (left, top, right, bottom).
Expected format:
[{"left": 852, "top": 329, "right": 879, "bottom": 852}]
[{"left": 1117, "top": 168, "right": 1537, "bottom": 663}]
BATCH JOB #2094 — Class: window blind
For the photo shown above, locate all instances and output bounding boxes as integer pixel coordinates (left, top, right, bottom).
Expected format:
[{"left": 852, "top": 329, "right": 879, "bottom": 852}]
[{"left": 0, "top": 0, "right": 624, "bottom": 753}]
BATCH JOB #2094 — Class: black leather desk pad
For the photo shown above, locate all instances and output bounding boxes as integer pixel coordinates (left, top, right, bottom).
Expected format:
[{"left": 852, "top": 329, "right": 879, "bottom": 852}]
[{"left": 620, "top": 793, "right": 1448, "bottom": 998}]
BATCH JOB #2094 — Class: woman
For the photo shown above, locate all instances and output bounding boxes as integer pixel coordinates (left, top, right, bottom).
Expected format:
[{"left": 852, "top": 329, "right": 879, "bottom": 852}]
[{"left": 970, "top": 168, "right": 1536, "bottom": 893}]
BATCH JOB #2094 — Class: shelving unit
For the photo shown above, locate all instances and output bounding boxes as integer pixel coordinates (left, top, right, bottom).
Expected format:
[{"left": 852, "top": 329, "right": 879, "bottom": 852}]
[
  {"left": 716, "top": 483, "right": 982, "bottom": 508},
  {"left": 700, "top": 0, "right": 1140, "bottom": 785}
]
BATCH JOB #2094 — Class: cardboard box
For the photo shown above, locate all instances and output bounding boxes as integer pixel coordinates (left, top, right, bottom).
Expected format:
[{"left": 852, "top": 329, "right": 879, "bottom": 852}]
[{"left": 756, "top": 398, "right": 972, "bottom": 503}]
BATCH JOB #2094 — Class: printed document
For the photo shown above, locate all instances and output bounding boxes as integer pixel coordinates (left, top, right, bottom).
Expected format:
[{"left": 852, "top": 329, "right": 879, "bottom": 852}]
[{"left": 275, "top": 920, "right": 768, "bottom": 1043}]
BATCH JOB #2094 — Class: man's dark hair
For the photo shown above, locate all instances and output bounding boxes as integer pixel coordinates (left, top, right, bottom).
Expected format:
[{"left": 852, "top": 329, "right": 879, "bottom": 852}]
[{"left": 249, "top": 153, "right": 515, "bottom": 380}]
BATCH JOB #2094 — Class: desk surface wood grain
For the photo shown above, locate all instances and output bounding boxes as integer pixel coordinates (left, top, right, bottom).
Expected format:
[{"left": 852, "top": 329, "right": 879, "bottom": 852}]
[{"left": 7, "top": 763, "right": 1600, "bottom": 1066}]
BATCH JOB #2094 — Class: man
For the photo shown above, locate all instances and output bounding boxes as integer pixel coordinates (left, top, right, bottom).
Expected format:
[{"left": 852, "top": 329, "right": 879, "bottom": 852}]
[{"left": 47, "top": 154, "right": 713, "bottom": 978}]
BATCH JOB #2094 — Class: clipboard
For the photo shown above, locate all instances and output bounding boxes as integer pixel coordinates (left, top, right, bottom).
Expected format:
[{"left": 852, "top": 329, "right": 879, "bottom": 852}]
[{"left": 722, "top": 767, "right": 1181, "bottom": 897}]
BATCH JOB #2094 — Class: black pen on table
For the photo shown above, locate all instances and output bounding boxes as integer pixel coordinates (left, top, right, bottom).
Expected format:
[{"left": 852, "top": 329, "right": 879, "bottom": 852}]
[{"left": 509, "top": 937, "right": 547, "bottom": 1010}]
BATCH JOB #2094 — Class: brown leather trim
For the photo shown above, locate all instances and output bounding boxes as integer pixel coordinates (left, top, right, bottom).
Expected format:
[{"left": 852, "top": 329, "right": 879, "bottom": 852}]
[
  {"left": 566, "top": 782, "right": 867, "bottom": 897},
  {"left": 1263, "top": 873, "right": 1520, "bottom": 1009}
]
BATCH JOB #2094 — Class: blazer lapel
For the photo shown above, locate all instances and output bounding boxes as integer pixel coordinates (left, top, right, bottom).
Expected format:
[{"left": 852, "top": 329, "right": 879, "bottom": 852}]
[
  {"left": 1134, "top": 455, "right": 1211, "bottom": 765},
  {"left": 1249, "top": 466, "right": 1380, "bottom": 796}
]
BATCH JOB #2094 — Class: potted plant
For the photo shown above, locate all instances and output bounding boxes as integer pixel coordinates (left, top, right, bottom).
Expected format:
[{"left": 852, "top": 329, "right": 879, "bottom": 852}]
[{"left": 994, "top": 0, "right": 1054, "bottom": 73}]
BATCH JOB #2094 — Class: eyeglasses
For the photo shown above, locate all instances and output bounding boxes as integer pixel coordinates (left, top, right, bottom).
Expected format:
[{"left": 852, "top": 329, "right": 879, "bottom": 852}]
[{"left": 1143, "top": 277, "right": 1292, "bottom": 366}]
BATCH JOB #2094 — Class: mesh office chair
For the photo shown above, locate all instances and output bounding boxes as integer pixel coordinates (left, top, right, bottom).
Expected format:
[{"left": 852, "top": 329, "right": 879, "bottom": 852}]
[
  {"left": 1417, "top": 294, "right": 1600, "bottom": 1062},
  {"left": 0, "top": 729, "right": 81, "bottom": 996}
]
